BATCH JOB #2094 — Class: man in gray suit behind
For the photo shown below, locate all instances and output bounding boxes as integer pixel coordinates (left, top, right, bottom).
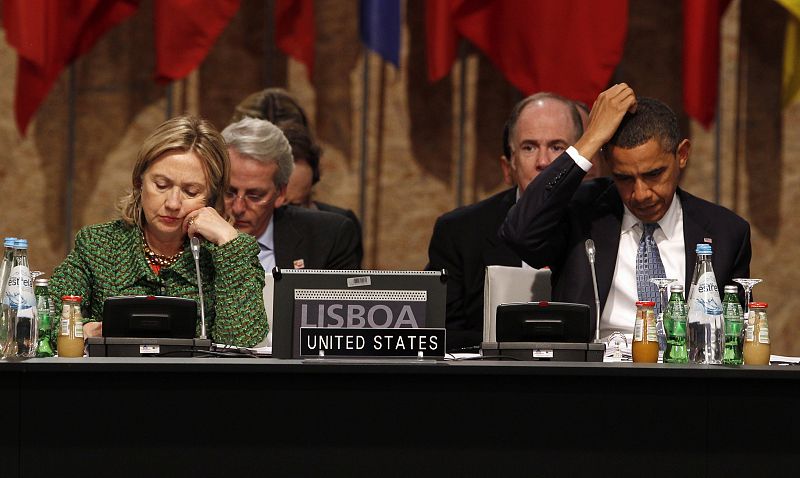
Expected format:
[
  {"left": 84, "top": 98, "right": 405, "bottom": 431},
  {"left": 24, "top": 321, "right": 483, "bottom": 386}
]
[{"left": 221, "top": 117, "right": 360, "bottom": 271}]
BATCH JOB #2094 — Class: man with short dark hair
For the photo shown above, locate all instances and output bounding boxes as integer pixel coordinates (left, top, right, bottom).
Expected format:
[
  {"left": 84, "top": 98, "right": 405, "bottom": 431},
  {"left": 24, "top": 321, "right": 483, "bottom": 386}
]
[
  {"left": 501, "top": 84, "right": 751, "bottom": 339},
  {"left": 426, "top": 92, "right": 583, "bottom": 351}
]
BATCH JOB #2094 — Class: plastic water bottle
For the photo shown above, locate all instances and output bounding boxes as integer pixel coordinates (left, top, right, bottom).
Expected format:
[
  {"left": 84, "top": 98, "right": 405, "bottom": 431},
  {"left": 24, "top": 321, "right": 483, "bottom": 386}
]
[
  {"left": 0, "top": 238, "right": 16, "bottom": 355},
  {"left": 3, "top": 239, "right": 37, "bottom": 357},
  {"left": 686, "top": 244, "right": 723, "bottom": 364}
]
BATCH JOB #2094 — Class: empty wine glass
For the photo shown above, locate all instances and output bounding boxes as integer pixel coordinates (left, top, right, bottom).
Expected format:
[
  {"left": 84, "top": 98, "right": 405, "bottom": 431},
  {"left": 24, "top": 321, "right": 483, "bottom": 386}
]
[
  {"left": 649, "top": 278, "right": 677, "bottom": 357},
  {"left": 732, "top": 278, "right": 762, "bottom": 315}
]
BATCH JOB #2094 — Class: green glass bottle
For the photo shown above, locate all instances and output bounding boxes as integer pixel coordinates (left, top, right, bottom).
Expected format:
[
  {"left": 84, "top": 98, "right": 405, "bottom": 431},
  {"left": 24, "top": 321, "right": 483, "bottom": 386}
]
[
  {"left": 663, "top": 284, "right": 688, "bottom": 363},
  {"left": 34, "top": 278, "right": 54, "bottom": 357},
  {"left": 722, "top": 285, "right": 744, "bottom": 365}
]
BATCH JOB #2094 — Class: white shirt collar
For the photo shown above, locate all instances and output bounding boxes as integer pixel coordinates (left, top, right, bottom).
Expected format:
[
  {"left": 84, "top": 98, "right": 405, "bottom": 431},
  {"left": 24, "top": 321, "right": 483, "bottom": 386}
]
[
  {"left": 256, "top": 216, "right": 275, "bottom": 251},
  {"left": 621, "top": 193, "right": 682, "bottom": 239}
]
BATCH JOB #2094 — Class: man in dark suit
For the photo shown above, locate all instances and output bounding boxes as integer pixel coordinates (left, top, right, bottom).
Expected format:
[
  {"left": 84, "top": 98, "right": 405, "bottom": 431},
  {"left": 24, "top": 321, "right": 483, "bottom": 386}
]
[
  {"left": 280, "top": 122, "right": 363, "bottom": 267},
  {"left": 426, "top": 93, "right": 584, "bottom": 351},
  {"left": 221, "top": 117, "right": 360, "bottom": 272},
  {"left": 501, "top": 84, "right": 751, "bottom": 339}
]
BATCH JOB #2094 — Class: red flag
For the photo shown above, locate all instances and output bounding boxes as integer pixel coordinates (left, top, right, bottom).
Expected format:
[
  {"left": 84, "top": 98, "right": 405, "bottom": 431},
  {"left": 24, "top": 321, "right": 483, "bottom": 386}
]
[
  {"left": 3, "top": 0, "right": 138, "bottom": 135},
  {"left": 683, "top": 0, "right": 731, "bottom": 128},
  {"left": 275, "top": 0, "right": 315, "bottom": 77},
  {"left": 425, "top": 0, "right": 628, "bottom": 106},
  {"left": 426, "top": 0, "right": 459, "bottom": 82},
  {"left": 153, "top": 0, "right": 240, "bottom": 83}
]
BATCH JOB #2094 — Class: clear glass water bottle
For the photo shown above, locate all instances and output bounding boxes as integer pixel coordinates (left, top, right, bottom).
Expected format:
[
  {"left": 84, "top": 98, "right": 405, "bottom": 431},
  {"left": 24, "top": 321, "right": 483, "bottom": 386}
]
[
  {"left": 0, "top": 237, "right": 16, "bottom": 299},
  {"left": 0, "top": 237, "right": 17, "bottom": 356},
  {"left": 686, "top": 243, "right": 723, "bottom": 364},
  {"left": 3, "top": 239, "right": 37, "bottom": 357}
]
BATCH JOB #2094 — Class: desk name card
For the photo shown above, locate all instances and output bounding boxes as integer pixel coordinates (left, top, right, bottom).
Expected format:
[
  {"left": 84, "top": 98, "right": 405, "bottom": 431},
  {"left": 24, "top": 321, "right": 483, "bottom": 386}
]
[{"left": 300, "top": 327, "right": 446, "bottom": 358}]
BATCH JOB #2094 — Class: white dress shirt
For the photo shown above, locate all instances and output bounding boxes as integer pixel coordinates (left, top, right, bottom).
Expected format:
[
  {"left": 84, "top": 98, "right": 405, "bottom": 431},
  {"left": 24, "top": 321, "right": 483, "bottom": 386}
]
[
  {"left": 256, "top": 216, "right": 276, "bottom": 273},
  {"left": 566, "top": 147, "right": 686, "bottom": 338}
]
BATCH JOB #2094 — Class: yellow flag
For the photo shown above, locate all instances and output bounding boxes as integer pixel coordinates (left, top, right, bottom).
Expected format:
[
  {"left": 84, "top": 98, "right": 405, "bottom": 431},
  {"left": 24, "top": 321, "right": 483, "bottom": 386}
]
[{"left": 777, "top": 0, "right": 800, "bottom": 106}]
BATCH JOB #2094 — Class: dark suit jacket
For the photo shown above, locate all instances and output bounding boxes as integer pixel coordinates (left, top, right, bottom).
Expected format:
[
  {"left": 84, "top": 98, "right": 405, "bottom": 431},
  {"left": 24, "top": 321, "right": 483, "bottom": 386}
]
[
  {"left": 315, "top": 201, "right": 363, "bottom": 267},
  {"left": 501, "top": 153, "right": 751, "bottom": 336},
  {"left": 273, "top": 205, "right": 361, "bottom": 270},
  {"left": 426, "top": 188, "right": 521, "bottom": 350}
]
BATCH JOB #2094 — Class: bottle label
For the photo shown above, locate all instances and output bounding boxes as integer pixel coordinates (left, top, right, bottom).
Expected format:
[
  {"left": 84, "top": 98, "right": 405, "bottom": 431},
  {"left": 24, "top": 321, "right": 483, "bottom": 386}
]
[
  {"left": 758, "top": 321, "right": 769, "bottom": 344},
  {"left": 4, "top": 265, "right": 35, "bottom": 310},
  {"left": 691, "top": 272, "right": 722, "bottom": 316},
  {"left": 74, "top": 321, "right": 84, "bottom": 338},
  {"left": 745, "top": 324, "right": 754, "bottom": 342},
  {"left": 634, "top": 319, "right": 643, "bottom": 341},
  {"left": 646, "top": 315, "right": 657, "bottom": 341},
  {"left": 61, "top": 319, "right": 70, "bottom": 336}
]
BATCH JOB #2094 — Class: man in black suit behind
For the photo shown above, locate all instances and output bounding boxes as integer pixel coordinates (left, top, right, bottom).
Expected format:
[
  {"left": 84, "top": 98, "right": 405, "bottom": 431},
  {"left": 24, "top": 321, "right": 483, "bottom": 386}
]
[
  {"left": 501, "top": 84, "right": 751, "bottom": 339},
  {"left": 221, "top": 117, "right": 360, "bottom": 272},
  {"left": 426, "top": 93, "right": 584, "bottom": 351}
]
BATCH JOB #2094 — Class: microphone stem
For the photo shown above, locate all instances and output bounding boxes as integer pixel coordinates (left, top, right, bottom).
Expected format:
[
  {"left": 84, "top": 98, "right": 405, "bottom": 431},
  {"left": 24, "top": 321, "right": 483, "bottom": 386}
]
[
  {"left": 589, "top": 261, "right": 601, "bottom": 343},
  {"left": 191, "top": 237, "right": 206, "bottom": 340}
]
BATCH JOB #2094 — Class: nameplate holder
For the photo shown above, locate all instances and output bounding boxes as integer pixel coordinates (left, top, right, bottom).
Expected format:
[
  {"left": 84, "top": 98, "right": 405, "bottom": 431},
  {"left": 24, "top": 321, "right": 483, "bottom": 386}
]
[{"left": 300, "top": 327, "right": 446, "bottom": 358}]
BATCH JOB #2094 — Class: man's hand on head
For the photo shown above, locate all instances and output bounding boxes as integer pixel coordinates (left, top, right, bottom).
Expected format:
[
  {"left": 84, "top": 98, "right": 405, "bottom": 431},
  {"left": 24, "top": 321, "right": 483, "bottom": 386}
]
[{"left": 574, "top": 84, "right": 638, "bottom": 163}]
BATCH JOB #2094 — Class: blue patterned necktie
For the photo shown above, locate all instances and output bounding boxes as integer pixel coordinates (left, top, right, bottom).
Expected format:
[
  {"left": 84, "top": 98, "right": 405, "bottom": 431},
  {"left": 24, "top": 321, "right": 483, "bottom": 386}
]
[{"left": 636, "top": 223, "right": 667, "bottom": 314}]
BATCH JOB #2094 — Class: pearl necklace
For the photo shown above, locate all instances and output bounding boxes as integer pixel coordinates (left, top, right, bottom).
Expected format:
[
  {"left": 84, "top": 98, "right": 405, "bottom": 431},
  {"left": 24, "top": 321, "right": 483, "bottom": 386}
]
[{"left": 140, "top": 230, "right": 184, "bottom": 268}]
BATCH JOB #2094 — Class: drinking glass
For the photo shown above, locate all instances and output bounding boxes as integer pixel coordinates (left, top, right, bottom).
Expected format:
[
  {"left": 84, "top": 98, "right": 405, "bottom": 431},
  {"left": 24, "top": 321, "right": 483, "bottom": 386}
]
[
  {"left": 649, "top": 278, "right": 677, "bottom": 356},
  {"left": 732, "top": 278, "right": 762, "bottom": 315}
]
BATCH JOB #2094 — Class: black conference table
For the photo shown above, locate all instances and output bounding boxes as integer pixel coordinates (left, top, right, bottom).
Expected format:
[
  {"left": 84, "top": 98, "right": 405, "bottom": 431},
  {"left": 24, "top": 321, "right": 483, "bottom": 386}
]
[{"left": 0, "top": 357, "right": 797, "bottom": 478}]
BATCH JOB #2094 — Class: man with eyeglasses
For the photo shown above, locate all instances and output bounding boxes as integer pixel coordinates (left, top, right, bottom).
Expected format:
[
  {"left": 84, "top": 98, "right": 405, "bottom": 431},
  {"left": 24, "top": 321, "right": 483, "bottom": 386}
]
[
  {"left": 425, "top": 92, "right": 583, "bottom": 351},
  {"left": 221, "top": 117, "right": 360, "bottom": 272}
]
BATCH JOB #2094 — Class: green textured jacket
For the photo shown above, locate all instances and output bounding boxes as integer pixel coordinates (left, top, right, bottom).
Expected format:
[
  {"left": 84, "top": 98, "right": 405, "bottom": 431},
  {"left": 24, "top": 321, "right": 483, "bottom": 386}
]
[{"left": 50, "top": 220, "right": 268, "bottom": 347}]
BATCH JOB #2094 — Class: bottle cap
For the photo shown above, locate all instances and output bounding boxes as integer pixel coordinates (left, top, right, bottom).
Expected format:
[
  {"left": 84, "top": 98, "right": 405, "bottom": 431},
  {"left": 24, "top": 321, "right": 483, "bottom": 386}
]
[
  {"left": 62, "top": 295, "right": 82, "bottom": 303},
  {"left": 4, "top": 237, "right": 16, "bottom": 247},
  {"left": 695, "top": 243, "right": 712, "bottom": 254},
  {"left": 14, "top": 239, "right": 28, "bottom": 249},
  {"left": 34, "top": 278, "right": 49, "bottom": 287},
  {"left": 670, "top": 284, "right": 684, "bottom": 293},
  {"left": 724, "top": 285, "right": 738, "bottom": 294},
  {"left": 635, "top": 301, "right": 656, "bottom": 307},
  {"left": 748, "top": 302, "right": 767, "bottom": 309}
]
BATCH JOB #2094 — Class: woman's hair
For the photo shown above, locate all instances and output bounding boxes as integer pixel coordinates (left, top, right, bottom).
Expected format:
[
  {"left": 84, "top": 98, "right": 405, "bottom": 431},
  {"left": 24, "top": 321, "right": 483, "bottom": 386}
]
[{"left": 118, "top": 115, "right": 229, "bottom": 228}]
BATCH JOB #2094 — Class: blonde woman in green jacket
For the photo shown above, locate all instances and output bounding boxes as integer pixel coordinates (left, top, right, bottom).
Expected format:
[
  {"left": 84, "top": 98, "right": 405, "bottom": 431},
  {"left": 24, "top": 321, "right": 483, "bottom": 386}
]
[{"left": 50, "top": 115, "right": 268, "bottom": 348}]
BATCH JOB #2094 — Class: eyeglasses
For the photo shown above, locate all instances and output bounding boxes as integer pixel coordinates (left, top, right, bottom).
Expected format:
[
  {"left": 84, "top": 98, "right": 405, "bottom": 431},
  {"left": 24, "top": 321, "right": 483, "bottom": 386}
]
[{"left": 223, "top": 189, "right": 272, "bottom": 206}]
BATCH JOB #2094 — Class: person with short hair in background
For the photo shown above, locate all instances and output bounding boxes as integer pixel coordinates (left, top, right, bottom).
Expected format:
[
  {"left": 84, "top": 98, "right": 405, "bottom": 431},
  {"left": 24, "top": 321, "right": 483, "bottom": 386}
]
[
  {"left": 222, "top": 117, "right": 360, "bottom": 271},
  {"left": 232, "top": 88, "right": 364, "bottom": 264},
  {"left": 426, "top": 92, "right": 584, "bottom": 351}
]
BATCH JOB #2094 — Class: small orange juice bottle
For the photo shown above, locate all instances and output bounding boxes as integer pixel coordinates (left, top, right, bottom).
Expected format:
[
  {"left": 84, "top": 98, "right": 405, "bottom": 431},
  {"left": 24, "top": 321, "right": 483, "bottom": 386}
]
[{"left": 632, "top": 301, "right": 659, "bottom": 363}]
